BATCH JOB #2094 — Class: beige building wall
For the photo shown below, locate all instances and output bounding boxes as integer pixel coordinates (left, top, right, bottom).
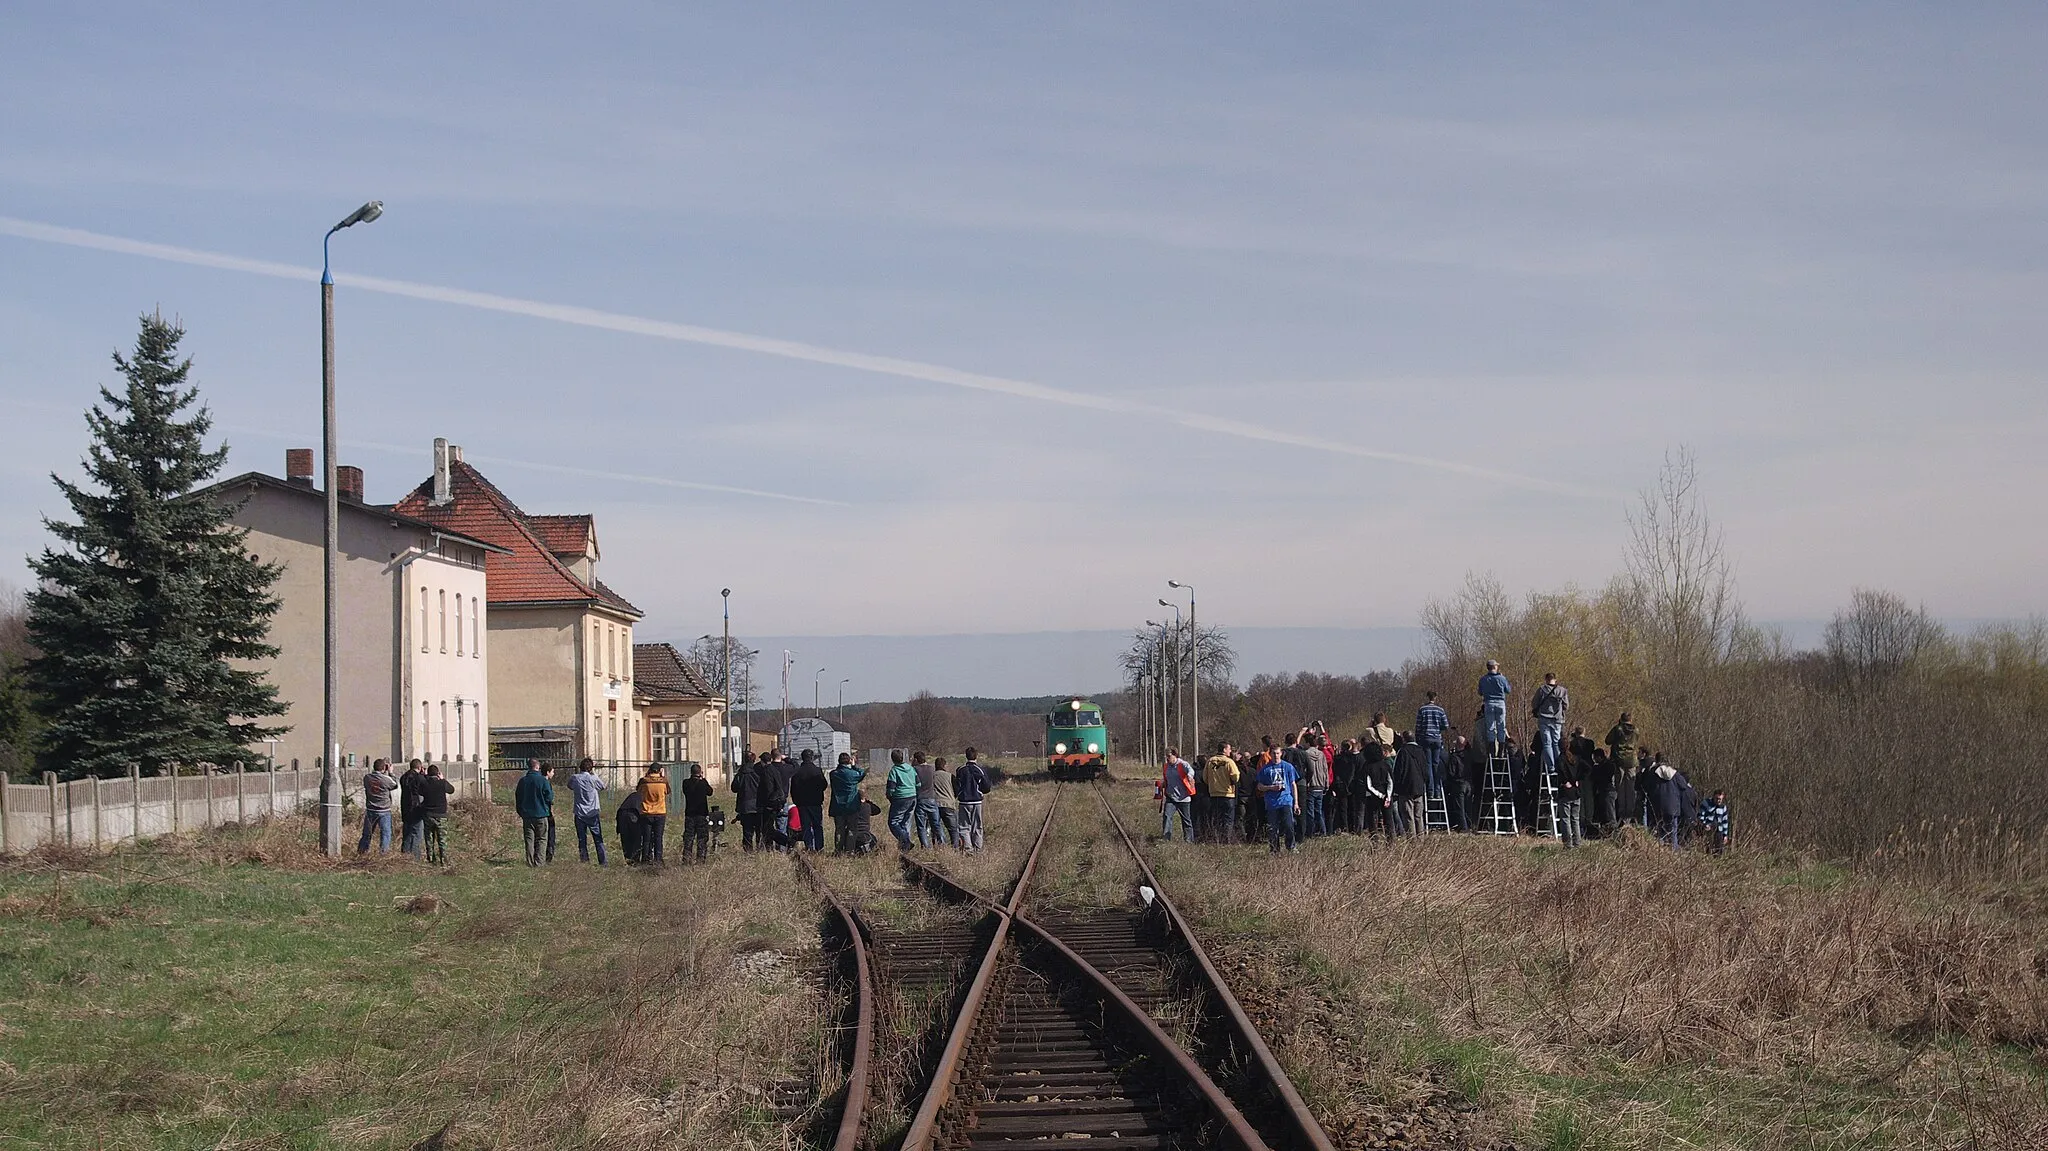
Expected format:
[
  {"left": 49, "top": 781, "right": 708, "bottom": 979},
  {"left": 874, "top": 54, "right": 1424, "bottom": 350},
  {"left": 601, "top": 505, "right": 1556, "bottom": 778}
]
[
  {"left": 580, "top": 613, "right": 639, "bottom": 761},
  {"left": 486, "top": 606, "right": 585, "bottom": 737}
]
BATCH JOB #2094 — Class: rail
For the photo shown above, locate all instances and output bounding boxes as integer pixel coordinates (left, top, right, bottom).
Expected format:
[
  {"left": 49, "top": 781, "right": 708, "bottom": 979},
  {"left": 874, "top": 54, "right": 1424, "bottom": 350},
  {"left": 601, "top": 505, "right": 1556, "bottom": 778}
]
[
  {"left": 1095, "top": 783, "right": 1339, "bottom": 1151},
  {"left": 793, "top": 852, "right": 876, "bottom": 1151}
]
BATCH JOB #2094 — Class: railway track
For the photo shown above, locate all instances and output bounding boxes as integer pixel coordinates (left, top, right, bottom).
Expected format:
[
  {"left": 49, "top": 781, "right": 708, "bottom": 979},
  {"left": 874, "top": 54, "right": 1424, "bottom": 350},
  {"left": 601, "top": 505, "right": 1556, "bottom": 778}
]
[{"left": 802, "top": 782, "right": 1339, "bottom": 1151}]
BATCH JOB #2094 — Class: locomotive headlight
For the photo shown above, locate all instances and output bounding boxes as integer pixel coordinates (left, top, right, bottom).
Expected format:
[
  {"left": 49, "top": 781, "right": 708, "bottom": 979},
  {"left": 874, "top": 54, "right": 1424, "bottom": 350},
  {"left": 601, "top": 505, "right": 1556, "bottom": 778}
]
[
  {"left": 1054, "top": 742, "right": 1068, "bottom": 755},
  {"left": 1087, "top": 742, "right": 1100, "bottom": 754}
]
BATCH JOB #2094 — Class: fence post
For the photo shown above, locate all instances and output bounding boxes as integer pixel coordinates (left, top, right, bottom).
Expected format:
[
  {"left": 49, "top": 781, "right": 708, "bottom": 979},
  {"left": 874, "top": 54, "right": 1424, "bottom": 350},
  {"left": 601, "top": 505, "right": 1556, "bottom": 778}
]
[
  {"left": 266, "top": 764, "right": 276, "bottom": 822},
  {"left": 204, "top": 765, "right": 217, "bottom": 829},
  {"left": 235, "top": 762, "right": 246, "bottom": 825},
  {"left": 90, "top": 775, "right": 103, "bottom": 849},
  {"left": 45, "top": 771, "right": 59, "bottom": 845},
  {"left": 0, "top": 773, "right": 8, "bottom": 854},
  {"left": 170, "top": 765, "right": 181, "bottom": 834},
  {"left": 129, "top": 763, "right": 141, "bottom": 846}
]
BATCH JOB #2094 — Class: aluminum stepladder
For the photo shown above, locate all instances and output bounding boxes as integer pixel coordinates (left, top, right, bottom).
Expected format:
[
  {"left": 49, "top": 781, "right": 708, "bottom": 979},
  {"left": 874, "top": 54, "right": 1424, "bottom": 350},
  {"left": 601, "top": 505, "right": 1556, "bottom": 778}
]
[
  {"left": 1534, "top": 767, "right": 1562, "bottom": 841},
  {"left": 1424, "top": 787, "right": 1451, "bottom": 833},
  {"left": 1482, "top": 744, "right": 1518, "bottom": 836}
]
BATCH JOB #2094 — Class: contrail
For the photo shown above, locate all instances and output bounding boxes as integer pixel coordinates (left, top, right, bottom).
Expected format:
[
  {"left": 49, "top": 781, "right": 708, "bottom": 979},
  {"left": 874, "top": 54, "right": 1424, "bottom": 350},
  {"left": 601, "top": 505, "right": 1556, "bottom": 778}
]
[{"left": 0, "top": 215, "right": 1617, "bottom": 498}]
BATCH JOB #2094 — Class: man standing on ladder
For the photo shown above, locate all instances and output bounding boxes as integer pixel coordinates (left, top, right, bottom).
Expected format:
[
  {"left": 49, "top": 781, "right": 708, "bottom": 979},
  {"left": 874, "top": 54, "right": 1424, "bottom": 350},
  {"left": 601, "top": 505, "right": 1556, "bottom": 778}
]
[
  {"left": 1531, "top": 672, "right": 1569, "bottom": 776},
  {"left": 1478, "top": 660, "right": 1512, "bottom": 753}
]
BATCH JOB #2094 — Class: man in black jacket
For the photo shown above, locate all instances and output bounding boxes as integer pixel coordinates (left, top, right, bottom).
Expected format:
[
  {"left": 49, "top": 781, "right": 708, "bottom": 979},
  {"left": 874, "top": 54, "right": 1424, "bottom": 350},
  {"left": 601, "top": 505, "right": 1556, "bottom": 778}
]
[
  {"left": 418, "top": 763, "right": 455, "bottom": 865},
  {"left": 1392, "top": 734, "right": 1429, "bottom": 836},
  {"left": 1442, "top": 736, "right": 1475, "bottom": 832},
  {"left": 788, "top": 750, "right": 829, "bottom": 852},
  {"left": 761, "top": 750, "right": 794, "bottom": 851},
  {"left": 680, "top": 763, "right": 715, "bottom": 862},
  {"left": 1330, "top": 740, "right": 1362, "bottom": 835},
  {"left": 1553, "top": 746, "right": 1585, "bottom": 847},
  {"left": 398, "top": 759, "right": 429, "bottom": 860},
  {"left": 1359, "top": 741, "right": 1396, "bottom": 842},
  {"left": 615, "top": 790, "right": 645, "bottom": 864},
  {"left": 731, "top": 753, "right": 763, "bottom": 851}
]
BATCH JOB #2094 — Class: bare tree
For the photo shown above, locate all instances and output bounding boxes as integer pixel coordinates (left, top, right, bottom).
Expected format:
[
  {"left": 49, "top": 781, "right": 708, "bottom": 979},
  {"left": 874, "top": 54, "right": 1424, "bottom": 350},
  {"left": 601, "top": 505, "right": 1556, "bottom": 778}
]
[
  {"left": 895, "top": 690, "right": 958, "bottom": 752},
  {"left": 1623, "top": 446, "right": 1743, "bottom": 673},
  {"left": 1825, "top": 589, "right": 1949, "bottom": 688},
  {"left": 683, "top": 637, "right": 756, "bottom": 707}
]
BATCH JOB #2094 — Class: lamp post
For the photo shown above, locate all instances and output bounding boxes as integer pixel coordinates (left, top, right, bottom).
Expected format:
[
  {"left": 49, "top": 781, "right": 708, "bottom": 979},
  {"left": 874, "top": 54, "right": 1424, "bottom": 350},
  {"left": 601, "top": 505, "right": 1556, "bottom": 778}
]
[
  {"left": 1170, "top": 580, "right": 1197, "bottom": 756},
  {"left": 1158, "top": 599, "right": 1183, "bottom": 753},
  {"left": 740, "top": 647, "right": 759, "bottom": 762},
  {"left": 814, "top": 667, "right": 827, "bottom": 717},
  {"left": 319, "top": 199, "right": 382, "bottom": 857},
  {"left": 1147, "top": 619, "right": 1170, "bottom": 764},
  {"left": 781, "top": 650, "right": 796, "bottom": 737},
  {"left": 720, "top": 588, "right": 732, "bottom": 771},
  {"left": 838, "top": 678, "right": 850, "bottom": 724}
]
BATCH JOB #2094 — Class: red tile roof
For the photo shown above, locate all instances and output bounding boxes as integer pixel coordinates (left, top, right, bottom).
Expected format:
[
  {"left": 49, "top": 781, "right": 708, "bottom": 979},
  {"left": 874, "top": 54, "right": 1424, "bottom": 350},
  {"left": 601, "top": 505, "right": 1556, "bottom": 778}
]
[
  {"left": 526, "top": 514, "right": 594, "bottom": 557},
  {"left": 390, "top": 461, "right": 641, "bottom": 618},
  {"left": 633, "top": 642, "right": 717, "bottom": 701}
]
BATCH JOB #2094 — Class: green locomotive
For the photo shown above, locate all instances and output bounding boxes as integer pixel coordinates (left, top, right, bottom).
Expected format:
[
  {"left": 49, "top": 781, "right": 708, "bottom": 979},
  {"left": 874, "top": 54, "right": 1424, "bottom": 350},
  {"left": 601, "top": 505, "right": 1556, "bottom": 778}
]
[{"left": 1045, "top": 697, "right": 1109, "bottom": 781}]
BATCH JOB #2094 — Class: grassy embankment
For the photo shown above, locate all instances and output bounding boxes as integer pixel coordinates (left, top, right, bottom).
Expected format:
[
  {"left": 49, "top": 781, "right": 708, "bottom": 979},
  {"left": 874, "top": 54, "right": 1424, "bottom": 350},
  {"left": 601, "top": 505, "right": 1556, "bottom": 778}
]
[
  {"left": 0, "top": 789, "right": 832, "bottom": 1150},
  {"left": 1104, "top": 780, "right": 2048, "bottom": 1151}
]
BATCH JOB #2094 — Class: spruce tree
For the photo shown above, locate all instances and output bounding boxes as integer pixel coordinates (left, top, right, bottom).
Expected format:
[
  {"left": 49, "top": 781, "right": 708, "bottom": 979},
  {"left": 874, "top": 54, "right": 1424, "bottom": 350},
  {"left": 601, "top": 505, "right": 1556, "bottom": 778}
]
[{"left": 26, "top": 314, "right": 287, "bottom": 777}]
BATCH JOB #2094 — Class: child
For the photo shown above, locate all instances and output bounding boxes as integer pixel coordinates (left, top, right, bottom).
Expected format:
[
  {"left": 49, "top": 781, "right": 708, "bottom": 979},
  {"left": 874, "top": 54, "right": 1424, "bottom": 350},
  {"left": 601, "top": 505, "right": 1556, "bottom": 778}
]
[{"left": 1699, "top": 789, "right": 1732, "bottom": 854}]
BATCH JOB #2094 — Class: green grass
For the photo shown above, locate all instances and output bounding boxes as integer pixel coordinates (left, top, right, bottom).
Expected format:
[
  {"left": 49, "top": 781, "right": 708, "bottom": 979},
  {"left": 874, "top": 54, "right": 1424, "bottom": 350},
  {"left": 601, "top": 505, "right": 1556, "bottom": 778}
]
[{"left": 0, "top": 797, "right": 826, "bottom": 1150}]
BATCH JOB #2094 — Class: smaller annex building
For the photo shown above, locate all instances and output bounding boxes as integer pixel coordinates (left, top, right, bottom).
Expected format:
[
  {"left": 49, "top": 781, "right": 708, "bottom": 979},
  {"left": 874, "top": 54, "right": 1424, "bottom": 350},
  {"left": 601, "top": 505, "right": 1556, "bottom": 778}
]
[
  {"left": 780, "top": 716, "right": 852, "bottom": 766},
  {"left": 631, "top": 642, "right": 727, "bottom": 783}
]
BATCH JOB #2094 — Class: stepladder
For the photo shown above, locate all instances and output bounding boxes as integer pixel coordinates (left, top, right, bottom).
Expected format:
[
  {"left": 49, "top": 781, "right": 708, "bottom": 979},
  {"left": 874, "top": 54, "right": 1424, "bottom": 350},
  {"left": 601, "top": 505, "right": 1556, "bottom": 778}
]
[
  {"left": 1535, "top": 767, "right": 1563, "bottom": 841},
  {"left": 1483, "top": 749, "right": 1518, "bottom": 836},
  {"left": 1424, "top": 788, "right": 1451, "bottom": 832}
]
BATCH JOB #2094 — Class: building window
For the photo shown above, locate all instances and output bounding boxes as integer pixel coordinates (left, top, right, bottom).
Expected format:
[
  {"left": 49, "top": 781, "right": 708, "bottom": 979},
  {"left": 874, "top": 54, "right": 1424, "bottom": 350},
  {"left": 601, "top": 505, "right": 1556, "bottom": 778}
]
[
  {"left": 593, "top": 713, "right": 602, "bottom": 759},
  {"left": 439, "top": 701, "right": 449, "bottom": 759},
  {"left": 609, "top": 716, "right": 618, "bottom": 761},
  {"left": 455, "top": 700, "right": 466, "bottom": 760},
  {"left": 420, "top": 588, "right": 429, "bottom": 652},
  {"left": 471, "top": 598, "right": 481, "bottom": 658},
  {"left": 606, "top": 624, "right": 615, "bottom": 678},
  {"left": 420, "top": 700, "right": 430, "bottom": 756},
  {"left": 438, "top": 590, "right": 447, "bottom": 653},
  {"left": 651, "top": 719, "right": 687, "bottom": 763},
  {"left": 591, "top": 623, "right": 601, "bottom": 677},
  {"left": 454, "top": 594, "right": 464, "bottom": 656}
]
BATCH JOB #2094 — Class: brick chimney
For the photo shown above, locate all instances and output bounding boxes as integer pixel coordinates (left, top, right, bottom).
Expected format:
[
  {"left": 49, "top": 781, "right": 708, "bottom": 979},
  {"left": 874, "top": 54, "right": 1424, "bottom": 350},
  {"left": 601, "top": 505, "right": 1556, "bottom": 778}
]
[
  {"left": 285, "top": 448, "right": 314, "bottom": 486},
  {"left": 336, "top": 465, "right": 364, "bottom": 503},
  {"left": 432, "top": 437, "right": 451, "bottom": 505}
]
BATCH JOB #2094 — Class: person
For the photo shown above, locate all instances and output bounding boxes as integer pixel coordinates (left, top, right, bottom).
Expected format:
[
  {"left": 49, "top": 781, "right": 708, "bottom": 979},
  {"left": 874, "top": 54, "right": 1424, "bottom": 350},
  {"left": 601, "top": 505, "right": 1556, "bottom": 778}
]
[
  {"left": 636, "top": 764, "right": 670, "bottom": 864},
  {"left": 1477, "top": 661, "right": 1512, "bottom": 751},
  {"left": 514, "top": 761, "right": 555, "bottom": 867},
  {"left": 398, "top": 759, "right": 428, "bottom": 859},
  {"left": 759, "top": 750, "right": 793, "bottom": 851},
  {"left": 1554, "top": 744, "right": 1584, "bottom": 847},
  {"left": 1506, "top": 736, "right": 1534, "bottom": 833},
  {"left": 1294, "top": 730, "right": 1329, "bottom": 839},
  {"left": 1360, "top": 740, "right": 1396, "bottom": 842},
  {"left": 1585, "top": 747, "right": 1617, "bottom": 835},
  {"left": 1442, "top": 735, "right": 1474, "bottom": 832},
  {"left": 1676, "top": 765, "right": 1701, "bottom": 849},
  {"left": 1392, "top": 735, "right": 1429, "bottom": 836},
  {"left": 1605, "top": 712, "right": 1639, "bottom": 776},
  {"left": 912, "top": 751, "right": 948, "bottom": 848},
  {"left": 615, "top": 789, "right": 645, "bottom": 864},
  {"left": 789, "top": 749, "right": 829, "bottom": 852},
  {"left": 829, "top": 752, "right": 867, "bottom": 853},
  {"left": 1700, "top": 789, "right": 1732, "bottom": 853},
  {"left": 357, "top": 758, "right": 399, "bottom": 855},
  {"left": 1157, "top": 749, "right": 1195, "bottom": 843},
  {"left": 1256, "top": 747, "right": 1299, "bottom": 854},
  {"left": 1650, "top": 761, "right": 1682, "bottom": 848},
  {"left": 1568, "top": 726, "right": 1598, "bottom": 770},
  {"left": 1330, "top": 739, "right": 1361, "bottom": 835},
  {"left": 955, "top": 747, "right": 993, "bottom": 853},
  {"left": 418, "top": 763, "right": 454, "bottom": 864},
  {"left": 680, "top": 763, "right": 715, "bottom": 862},
  {"left": 1531, "top": 673, "right": 1569, "bottom": 775},
  {"left": 885, "top": 750, "right": 918, "bottom": 851},
  {"left": 929, "top": 756, "right": 961, "bottom": 851},
  {"left": 1413, "top": 696, "right": 1447, "bottom": 794},
  {"left": 1202, "top": 743, "right": 1239, "bottom": 843},
  {"left": 569, "top": 758, "right": 609, "bottom": 866},
  {"left": 731, "top": 753, "right": 764, "bottom": 851}
]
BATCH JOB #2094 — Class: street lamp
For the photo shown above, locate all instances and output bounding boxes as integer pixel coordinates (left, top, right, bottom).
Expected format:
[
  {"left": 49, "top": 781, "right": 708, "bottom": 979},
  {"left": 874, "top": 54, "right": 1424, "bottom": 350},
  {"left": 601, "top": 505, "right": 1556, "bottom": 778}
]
[
  {"left": 838, "top": 678, "right": 851, "bottom": 724},
  {"left": 320, "top": 200, "right": 381, "bottom": 858},
  {"left": 1170, "top": 580, "right": 1197, "bottom": 756},
  {"left": 1146, "top": 619, "right": 1170, "bottom": 762},
  {"left": 1158, "top": 599, "right": 1183, "bottom": 753},
  {"left": 781, "top": 649, "right": 796, "bottom": 736},
  {"left": 720, "top": 589, "right": 732, "bottom": 770},
  {"left": 814, "top": 667, "right": 827, "bottom": 717}
]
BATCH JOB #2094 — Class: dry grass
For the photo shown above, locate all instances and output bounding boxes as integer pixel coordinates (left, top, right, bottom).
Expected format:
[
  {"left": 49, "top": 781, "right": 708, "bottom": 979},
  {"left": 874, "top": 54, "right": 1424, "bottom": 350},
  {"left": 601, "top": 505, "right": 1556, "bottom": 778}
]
[{"left": 1108, "top": 781, "right": 2048, "bottom": 1151}]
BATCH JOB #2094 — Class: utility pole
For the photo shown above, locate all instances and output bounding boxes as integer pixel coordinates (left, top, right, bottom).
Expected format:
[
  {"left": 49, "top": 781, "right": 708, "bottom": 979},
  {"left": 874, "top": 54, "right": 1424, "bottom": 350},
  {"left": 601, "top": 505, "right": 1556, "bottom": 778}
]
[
  {"left": 1171, "top": 581, "right": 1197, "bottom": 756},
  {"left": 720, "top": 588, "right": 732, "bottom": 770},
  {"left": 814, "top": 667, "right": 826, "bottom": 717},
  {"left": 781, "top": 650, "right": 795, "bottom": 738},
  {"left": 839, "top": 678, "right": 850, "bottom": 725}
]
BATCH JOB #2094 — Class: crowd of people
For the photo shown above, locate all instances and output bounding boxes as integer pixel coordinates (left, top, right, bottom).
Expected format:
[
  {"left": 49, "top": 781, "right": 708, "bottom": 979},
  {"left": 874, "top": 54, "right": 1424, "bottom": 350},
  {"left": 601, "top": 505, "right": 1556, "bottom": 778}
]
[
  {"left": 1155, "top": 664, "right": 1733, "bottom": 855},
  {"left": 353, "top": 757, "right": 457, "bottom": 863}
]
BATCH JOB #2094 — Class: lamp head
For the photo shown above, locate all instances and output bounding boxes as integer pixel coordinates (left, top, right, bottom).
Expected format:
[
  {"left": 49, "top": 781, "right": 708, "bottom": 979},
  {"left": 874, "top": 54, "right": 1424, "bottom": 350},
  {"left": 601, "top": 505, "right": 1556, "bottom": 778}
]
[
  {"left": 1146, "top": 620, "right": 1161, "bottom": 628},
  {"left": 1158, "top": 598, "right": 1173, "bottom": 608},
  {"left": 1168, "top": 580, "right": 1184, "bottom": 589},
  {"left": 332, "top": 201, "right": 383, "bottom": 232},
  {"left": 721, "top": 587, "right": 731, "bottom": 598}
]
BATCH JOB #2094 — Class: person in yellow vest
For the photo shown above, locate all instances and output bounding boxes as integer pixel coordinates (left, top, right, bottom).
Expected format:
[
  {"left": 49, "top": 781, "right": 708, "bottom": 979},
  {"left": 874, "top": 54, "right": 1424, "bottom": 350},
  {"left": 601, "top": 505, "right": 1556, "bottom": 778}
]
[
  {"left": 1201, "top": 742, "right": 1240, "bottom": 844},
  {"left": 636, "top": 765, "right": 670, "bottom": 865}
]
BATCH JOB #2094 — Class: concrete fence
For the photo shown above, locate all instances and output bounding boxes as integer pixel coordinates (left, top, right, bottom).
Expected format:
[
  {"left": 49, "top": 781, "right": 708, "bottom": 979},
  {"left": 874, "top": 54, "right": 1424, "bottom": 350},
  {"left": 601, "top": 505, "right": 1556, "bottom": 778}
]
[{"left": 0, "top": 760, "right": 492, "bottom": 854}]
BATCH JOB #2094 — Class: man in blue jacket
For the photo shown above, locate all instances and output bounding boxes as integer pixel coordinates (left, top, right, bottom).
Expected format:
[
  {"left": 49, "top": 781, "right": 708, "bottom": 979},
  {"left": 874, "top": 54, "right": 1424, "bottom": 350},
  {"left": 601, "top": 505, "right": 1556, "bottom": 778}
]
[
  {"left": 1477, "top": 661, "right": 1511, "bottom": 752},
  {"left": 514, "top": 761, "right": 556, "bottom": 867}
]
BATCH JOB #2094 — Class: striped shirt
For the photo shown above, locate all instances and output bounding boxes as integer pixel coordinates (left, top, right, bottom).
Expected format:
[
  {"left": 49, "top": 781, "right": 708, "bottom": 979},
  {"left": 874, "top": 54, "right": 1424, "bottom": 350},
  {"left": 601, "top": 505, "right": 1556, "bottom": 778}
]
[{"left": 1416, "top": 703, "right": 1449, "bottom": 744}]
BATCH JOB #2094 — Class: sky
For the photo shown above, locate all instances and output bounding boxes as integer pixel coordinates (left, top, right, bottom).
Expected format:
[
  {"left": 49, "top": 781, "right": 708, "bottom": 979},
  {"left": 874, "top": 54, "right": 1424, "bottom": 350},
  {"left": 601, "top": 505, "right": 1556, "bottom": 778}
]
[{"left": 2, "top": 3, "right": 2044, "bottom": 700}]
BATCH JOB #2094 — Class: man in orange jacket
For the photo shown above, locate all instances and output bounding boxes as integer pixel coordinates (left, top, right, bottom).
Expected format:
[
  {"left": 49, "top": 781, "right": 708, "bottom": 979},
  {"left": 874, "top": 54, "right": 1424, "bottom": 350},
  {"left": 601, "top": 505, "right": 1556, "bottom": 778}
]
[{"left": 636, "top": 765, "right": 670, "bottom": 864}]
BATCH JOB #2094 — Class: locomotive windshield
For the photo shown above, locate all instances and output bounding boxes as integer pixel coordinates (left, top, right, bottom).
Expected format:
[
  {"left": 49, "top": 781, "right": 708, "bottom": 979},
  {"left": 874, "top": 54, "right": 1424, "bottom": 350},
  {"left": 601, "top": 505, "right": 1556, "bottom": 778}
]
[{"left": 1052, "top": 710, "right": 1101, "bottom": 727}]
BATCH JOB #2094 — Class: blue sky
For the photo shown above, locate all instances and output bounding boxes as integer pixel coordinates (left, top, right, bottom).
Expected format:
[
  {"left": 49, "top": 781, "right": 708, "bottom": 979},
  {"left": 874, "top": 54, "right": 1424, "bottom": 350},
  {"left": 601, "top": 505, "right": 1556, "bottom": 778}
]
[{"left": 2, "top": 3, "right": 2043, "bottom": 687}]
